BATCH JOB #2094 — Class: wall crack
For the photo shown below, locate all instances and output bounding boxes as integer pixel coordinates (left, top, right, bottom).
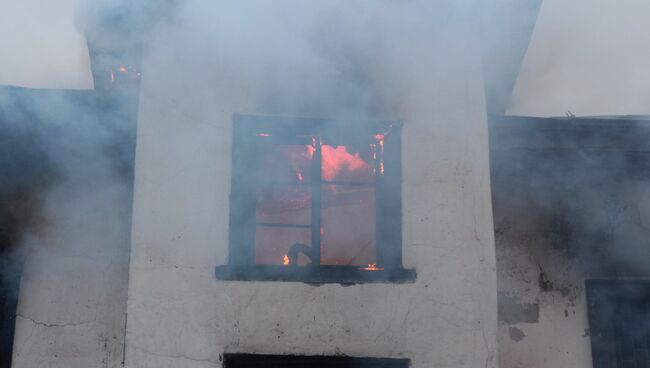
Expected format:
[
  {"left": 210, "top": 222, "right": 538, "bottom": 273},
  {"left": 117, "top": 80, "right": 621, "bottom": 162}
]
[{"left": 16, "top": 313, "right": 96, "bottom": 328}]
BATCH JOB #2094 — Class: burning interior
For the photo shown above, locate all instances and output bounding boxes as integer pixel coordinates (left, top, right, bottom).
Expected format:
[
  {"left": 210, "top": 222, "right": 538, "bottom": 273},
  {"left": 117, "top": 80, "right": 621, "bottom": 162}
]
[
  {"left": 3, "top": 2, "right": 650, "bottom": 368},
  {"left": 217, "top": 115, "right": 415, "bottom": 283}
]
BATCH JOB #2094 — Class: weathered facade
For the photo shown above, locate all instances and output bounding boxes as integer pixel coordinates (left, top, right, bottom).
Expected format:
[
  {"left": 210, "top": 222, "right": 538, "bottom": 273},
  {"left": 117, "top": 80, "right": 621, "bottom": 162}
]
[
  {"left": 492, "top": 116, "right": 650, "bottom": 368},
  {"left": 125, "top": 2, "right": 497, "bottom": 367},
  {"left": 4, "top": 2, "right": 650, "bottom": 368}
]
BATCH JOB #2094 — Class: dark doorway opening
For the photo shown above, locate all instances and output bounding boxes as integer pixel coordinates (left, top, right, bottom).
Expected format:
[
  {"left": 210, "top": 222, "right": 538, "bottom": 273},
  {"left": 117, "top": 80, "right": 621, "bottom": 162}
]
[
  {"left": 0, "top": 276, "right": 20, "bottom": 368},
  {"left": 587, "top": 280, "right": 650, "bottom": 368},
  {"left": 223, "top": 353, "right": 410, "bottom": 368}
]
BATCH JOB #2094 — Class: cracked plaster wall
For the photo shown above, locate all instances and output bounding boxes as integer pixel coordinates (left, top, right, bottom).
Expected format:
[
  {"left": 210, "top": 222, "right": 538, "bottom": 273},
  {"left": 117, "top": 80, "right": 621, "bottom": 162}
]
[
  {"left": 126, "top": 3, "right": 498, "bottom": 367},
  {"left": 10, "top": 176, "right": 132, "bottom": 368},
  {"left": 494, "top": 216, "right": 594, "bottom": 368}
]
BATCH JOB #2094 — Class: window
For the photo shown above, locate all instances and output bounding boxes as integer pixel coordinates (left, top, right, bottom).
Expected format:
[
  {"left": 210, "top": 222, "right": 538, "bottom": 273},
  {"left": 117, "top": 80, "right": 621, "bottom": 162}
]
[
  {"left": 216, "top": 115, "right": 415, "bottom": 283},
  {"left": 586, "top": 280, "right": 650, "bottom": 368},
  {"left": 223, "top": 353, "right": 411, "bottom": 368}
]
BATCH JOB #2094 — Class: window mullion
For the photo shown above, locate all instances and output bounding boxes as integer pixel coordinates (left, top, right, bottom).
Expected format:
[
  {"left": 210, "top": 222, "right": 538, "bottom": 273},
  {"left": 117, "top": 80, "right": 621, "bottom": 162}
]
[{"left": 311, "top": 137, "right": 322, "bottom": 266}]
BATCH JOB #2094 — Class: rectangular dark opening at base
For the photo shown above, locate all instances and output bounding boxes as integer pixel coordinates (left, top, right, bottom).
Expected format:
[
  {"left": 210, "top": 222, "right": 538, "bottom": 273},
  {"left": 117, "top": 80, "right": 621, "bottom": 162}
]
[
  {"left": 223, "top": 353, "right": 410, "bottom": 368},
  {"left": 587, "top": 279, "right": 650, "bottom": 368}
]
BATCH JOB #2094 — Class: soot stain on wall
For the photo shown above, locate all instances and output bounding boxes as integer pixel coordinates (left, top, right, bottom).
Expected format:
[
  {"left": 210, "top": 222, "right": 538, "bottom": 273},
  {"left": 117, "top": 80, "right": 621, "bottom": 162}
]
[
  {"left": 497, "top": 293, "right": 539, "bottom": 324},
  {"left": 508, "top": 327, "right": 526, "bottom": 342}
]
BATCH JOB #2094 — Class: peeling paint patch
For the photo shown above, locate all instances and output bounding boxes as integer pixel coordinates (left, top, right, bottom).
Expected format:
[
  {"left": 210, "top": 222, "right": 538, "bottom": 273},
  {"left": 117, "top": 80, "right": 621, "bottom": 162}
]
[
  {"left": 498, "top": 292, "right": 539, "bottom": 324},
  {"left": 509, "top": 327, "right": 526, "bottom": 342}
]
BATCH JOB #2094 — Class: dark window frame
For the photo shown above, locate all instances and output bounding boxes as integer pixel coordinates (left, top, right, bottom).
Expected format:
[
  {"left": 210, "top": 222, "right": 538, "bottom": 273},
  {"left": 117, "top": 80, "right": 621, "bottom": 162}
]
[
  {"left": 586, "top": 279, "right": 650, "bottom": 368},
  {"left": 216, "top": 114, "right": 416, "bottom": 284}
]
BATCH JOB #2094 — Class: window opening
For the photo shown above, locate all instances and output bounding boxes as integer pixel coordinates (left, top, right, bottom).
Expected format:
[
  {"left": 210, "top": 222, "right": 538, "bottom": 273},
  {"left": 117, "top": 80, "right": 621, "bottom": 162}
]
[
  {"left": 254, "top": 133, "right": 380, "bottom": 267},
  {"left": 217, "top": 115, "right": 415, "bottom": 283}
]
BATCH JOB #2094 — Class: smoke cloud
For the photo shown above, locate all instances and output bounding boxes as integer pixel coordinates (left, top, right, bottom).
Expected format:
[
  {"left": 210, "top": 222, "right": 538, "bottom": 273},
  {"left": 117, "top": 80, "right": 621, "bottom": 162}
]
[
  {"left": 0, "top": 1, "right": 588, "bottom": 367},
  {"left": 0, "top": 0, "right": 93, "bottom": 89}
]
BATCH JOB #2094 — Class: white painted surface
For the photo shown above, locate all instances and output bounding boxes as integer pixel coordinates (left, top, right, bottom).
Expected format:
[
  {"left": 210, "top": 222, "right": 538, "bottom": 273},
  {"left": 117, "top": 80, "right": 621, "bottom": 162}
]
[
  {"left": 11, "top": 174, "right": 131, "bottom": 368},
  {"left": 127, "top": 2, "right": 497, "bottom": 367},
  {"left": 508, "top": 0, "right": 650, "bottom": 117},
  {"left": 0, "top": 0, "right": 93, "bottom": 90}
]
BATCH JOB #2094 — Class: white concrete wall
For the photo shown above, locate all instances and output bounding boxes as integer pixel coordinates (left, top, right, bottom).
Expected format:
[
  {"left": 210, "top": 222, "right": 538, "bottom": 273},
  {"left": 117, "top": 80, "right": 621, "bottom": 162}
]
[
  {"left": 126, "top": 2, "right": 497, "bottom": 367},
  {"left": 11, "top": 172, "right": 131, "bottom": 368}
]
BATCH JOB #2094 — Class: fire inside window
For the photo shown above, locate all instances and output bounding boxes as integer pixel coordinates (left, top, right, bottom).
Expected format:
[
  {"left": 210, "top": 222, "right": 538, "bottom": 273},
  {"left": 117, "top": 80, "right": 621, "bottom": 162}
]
[{"left": 216, "top": 115, "right": 416, "bottom": 283}]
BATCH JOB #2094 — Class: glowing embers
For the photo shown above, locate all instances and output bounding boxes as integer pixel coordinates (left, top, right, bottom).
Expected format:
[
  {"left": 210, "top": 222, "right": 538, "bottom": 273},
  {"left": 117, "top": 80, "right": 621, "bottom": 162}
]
[
  {"left": 321, "top": 145, "right": 375, "bottom": 182},
  {"left": 254, "top": 226, "right": 311, "bottom": 266},
  {"left": 254, "top": 144, "right": 313, "bottom": 266},
  {"left": 108, "top": 65, "right": 141, "bottom": 84},
  {"left": 362, "top": 263, "right": 384, "bottom": 271}
]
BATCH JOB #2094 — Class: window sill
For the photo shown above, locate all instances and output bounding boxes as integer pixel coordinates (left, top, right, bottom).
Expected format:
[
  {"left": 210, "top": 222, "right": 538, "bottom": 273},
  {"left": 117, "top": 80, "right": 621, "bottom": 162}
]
[{"left": 215, "top": 265, "right": 416, "bottom": 285}]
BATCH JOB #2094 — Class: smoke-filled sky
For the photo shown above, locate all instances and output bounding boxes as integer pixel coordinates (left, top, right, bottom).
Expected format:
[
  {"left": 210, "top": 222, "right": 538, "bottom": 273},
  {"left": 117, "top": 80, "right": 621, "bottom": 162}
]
[
  {"left": 2, "top": 0, "right": 650, "bottom": 118},
  {"left": 0, "top": 1, "right": 649, "bottom": 367},
  {"left": 509, "top": 0, "right": 650, "bottom": 117},
  {"left": 0, "top": 0, "right": 93, "bottom": 89}
]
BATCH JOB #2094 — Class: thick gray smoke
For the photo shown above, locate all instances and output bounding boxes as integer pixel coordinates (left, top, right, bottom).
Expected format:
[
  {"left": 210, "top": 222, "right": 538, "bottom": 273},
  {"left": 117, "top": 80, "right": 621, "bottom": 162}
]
[
  {"left": 491, "top": 117, "right": 650, "bottom": 277},
  {"left": 0, "top": 1, "right": 144, "bottom": 363},
  {"left": 11, "top": 1, "right": 640, "bottom": 368},
  {"left": 0, "top": 85, "right": 138, "bottom": 365}
]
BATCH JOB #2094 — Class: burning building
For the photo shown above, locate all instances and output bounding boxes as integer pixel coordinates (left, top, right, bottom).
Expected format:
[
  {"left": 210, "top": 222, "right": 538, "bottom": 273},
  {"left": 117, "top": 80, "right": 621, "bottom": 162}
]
[
  {"left": 1, "top": 1, "right": 650, "bottom": 368},
  {"left": 122, "top": 2, "right": 496, "bottom": 367}
]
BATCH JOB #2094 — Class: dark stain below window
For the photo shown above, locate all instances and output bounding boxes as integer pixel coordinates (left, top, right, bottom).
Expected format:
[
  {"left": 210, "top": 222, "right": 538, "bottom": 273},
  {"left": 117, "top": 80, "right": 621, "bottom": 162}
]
[{"left": 498, "top": 292, "right": 540, "bottom": 324}]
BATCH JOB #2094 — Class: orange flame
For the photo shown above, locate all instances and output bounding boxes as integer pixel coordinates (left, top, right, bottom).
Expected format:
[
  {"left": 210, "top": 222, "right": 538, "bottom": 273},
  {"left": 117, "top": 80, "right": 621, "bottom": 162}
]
[
  {"left": 362, "top": 263, "right": 384, "bottom": 271},
  {"left": 282, "top": 254, "right": 290, "bottom": 265},
  {"left": 321, "top": 145, "right": 369, "bottom": 181},
  {"left": 285, "top": 141, "right": 376, "bottom": 183},
  {"left": 307, "top": 144, "right": 315, "bottom": 157},
  {"left": 301, "top": 144, "right": 370, "bottom": 181}
]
